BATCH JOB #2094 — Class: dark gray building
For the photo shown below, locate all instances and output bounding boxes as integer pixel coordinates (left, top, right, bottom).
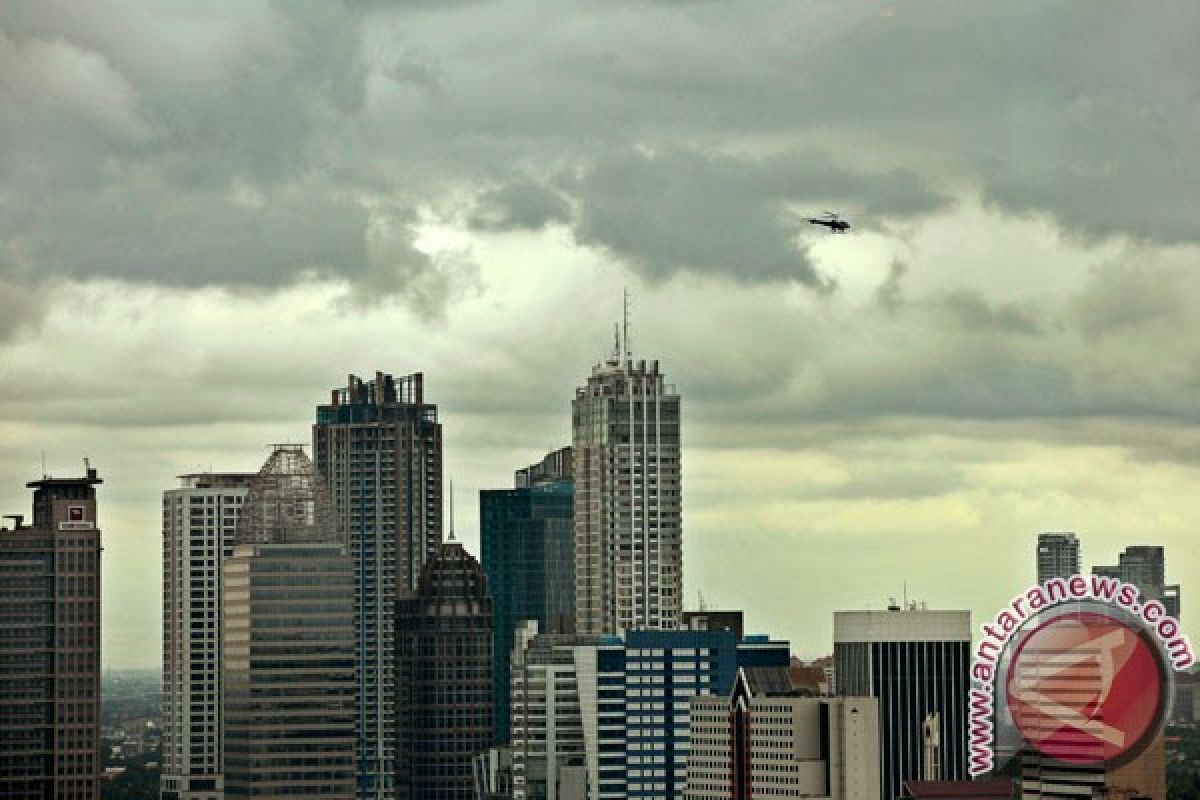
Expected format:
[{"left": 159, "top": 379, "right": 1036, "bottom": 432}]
[
  {"left": 834, "top": 607, "right": 971, "bottom": 800},
  {"left": 1036, "top": 532, "right": 1080, "bottom": 583},
  {"left": 396, "top": 539, "right": 493, "bottom": 800},
  {"left": 313, "top": 372, "right": 443, "bottom": 800},
  {"left": 0, "top": 466, "right": 103, "bottom": 800},
  {"left": 1093, "top": 544, "right": 1181, "bottom": 619},
  {"left": 480, "top": 447, "right": 574, "bottom": 743}
]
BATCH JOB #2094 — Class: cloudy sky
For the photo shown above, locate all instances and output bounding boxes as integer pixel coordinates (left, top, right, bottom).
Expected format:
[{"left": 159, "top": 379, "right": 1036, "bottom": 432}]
[{"left": 2, "top": 1, "right": 1198, "bottom": 668}]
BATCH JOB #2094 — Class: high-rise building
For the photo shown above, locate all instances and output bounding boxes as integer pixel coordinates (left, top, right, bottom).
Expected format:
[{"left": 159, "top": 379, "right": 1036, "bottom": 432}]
[
  {"left": 684, "top": 666, "right": 881, "bottom": 800},
  {"left": 0, "top": 466, "right": 103, "bottom": 800},
  {"left": 833, "top": 606, "right": 971, "bottom": 800},
  {"left": 313, "top": 371, "right": 443, "bottom": 800},
  {"left": 1093, "top": 545, "right": 1181, "bottom": 619},
  {"left": 223, "top": 447, "right": 356, "bottom": 800},
  {"left": 480, "top": 446, "right": 575, "bottom": 743},
  {"left": 510, "top": 613, "right": 790, "bottom": 800},
  {"left": 161, "top": 472, "right": 253, "bottom": 800},
  {"left": 396, "top": 539, "right": 493, "bottom": 800},
  {"left": 1036, "top": 532, "right": 1080, "bottom": 583},
  {"left": 573, "top": 342, "right": 682, "bottom": 636}
]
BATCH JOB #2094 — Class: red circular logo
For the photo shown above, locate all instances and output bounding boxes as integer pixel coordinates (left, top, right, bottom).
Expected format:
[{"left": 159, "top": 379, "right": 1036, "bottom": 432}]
[{"left": 1006, "top": 611, "right": 1165, "bottom": 765}]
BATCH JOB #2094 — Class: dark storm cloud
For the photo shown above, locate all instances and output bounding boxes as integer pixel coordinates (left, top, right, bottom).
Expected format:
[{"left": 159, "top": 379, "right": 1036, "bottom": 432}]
[
  {"left": 569, "top": 147, "right": 946, "bottom": 286},
  {"left": 468, "top": 179, "right": 572, "bottom": 233},
  {"left": 934, "top": 290, "right": 1044, "bottom": 336}
]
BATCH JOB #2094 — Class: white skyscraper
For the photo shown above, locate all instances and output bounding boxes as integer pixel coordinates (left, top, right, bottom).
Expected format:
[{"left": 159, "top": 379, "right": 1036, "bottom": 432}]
[
  {"left": 161, "top": 472, "right": 253, "bottom": 800},
  {"left": 572, "top": 335, "right": 682, "bottom": 636}
]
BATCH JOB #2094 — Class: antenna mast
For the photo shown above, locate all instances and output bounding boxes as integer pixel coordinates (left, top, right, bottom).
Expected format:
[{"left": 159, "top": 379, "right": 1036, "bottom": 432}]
[
  {"left": 623, "top": 287, "right": 631, "bottom": 358},
  {"left": 447, "top": 479, "right": 455, "bottom": 541}
]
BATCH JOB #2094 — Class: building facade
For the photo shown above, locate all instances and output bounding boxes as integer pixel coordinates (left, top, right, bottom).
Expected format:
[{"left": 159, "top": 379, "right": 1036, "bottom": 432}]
[
  {"left": 313, "top": 371, "right": 443, "bottom": 800},
  {"left": 1093, "top": 545, "right": 1181, "bottom": 619},
  {"left": 223, "top": 447, "right": 356, "bottom": 800},
  {"left": 1036, "top": 532, "right": 1080, "bottom": 584},
  {"left": 573, "top": 349, "right": 682, "bottom": 636},
  {"left": 480, "top": 447, "right": 574, "bottom": 743},
  {"left": 833, "top": 607, "right": 971, "bottom": 800},
  {"left": 685, "top": 667, "right": 880, "bottom": 800},
  {"left": 0, "top": 467, "right": 103, "bottom": 800},
  {"left": 395, "top": 540, "right": 493, "bottom": 800},
  {"left": 161, "top": 472, "right": 253, "bottom": 800},
  {"left": 510, "top": 614, "right": 789, "bottom": 800}
]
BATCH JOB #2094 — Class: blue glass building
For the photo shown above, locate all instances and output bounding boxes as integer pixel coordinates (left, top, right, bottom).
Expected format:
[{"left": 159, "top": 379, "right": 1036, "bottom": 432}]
[{"left": 480, "top": 447, "right": 574, "bottom": 743}]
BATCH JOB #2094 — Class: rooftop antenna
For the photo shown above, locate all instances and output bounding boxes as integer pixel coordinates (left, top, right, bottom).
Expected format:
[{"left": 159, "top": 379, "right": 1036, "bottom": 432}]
[
  {"left": 447, "top": 479, "right": 455, "bottom": 542},
  {"left": 41, "top": 451, "right": 46, "bottom": 479},
  {"left": 623, "top": 287, "right": 631, "bottom": 359},
  {"left": 903, "top": 581, "right": 908, "bottom": 609},
  {"left": 612, "top": 323, "right": 621, "bottom": 361}
]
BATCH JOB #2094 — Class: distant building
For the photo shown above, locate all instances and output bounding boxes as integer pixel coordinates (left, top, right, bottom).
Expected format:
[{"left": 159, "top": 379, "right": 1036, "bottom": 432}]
[
  {"left": 834, "top": 606, "right": 971, "bottom": 800},
  {"left": 314, "top": 371, "right": 443, "bottom": 800},
  {"left": 223, "top": 447, "right": 356, "bottom": 800},
  {"left": 684, "top": 665, "right": 880, "bottom": 800},
  {"left": 396, "top": 540, "right": 493, "bottom": 800},
  {"left": 480, "top": 448, "right": 574, "bottom": 743},
  {"left": 1093, "top": 545, "right": 1181, "bottom": 619},
  {"left": 161, "top": 472, "right": 253, "bottom": 800},
  {"left": 472, "top": 746, "right": 515, "bottom": 800},
  {"left": 573, "top": 343, "right": 682, "bottom": 635},
  {"left": 0, "top": 466, "right": 103, "bottom": 800},
  {"left": 1036, "top": 532, "right": 1080, "bottom": 583}
]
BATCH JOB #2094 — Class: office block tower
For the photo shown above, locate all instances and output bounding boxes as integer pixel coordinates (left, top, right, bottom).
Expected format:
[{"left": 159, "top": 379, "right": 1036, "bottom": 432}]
[
  {"left": 573, "top": 336, "right": 682, "bottom": 635},
  {"left": 162, "top": 472, "right": 254, "bottom": 800},
  {"left": 396, "top": 539, "right": 493, "bottom": 800},
  {"left": 314, "top": 372, "right": 443, "bottom": 800},
  {"left": 223, "top": 447, "right": 356, "bottom": 800},
  {"left": 0, "top": 465, "right": 102, "bottom": 800},
  {"left": 1093, "top": 544, "right": 1181, "bottom": 619},
  {"left": 1036, "top": 532, "right": 1080, "bottom": 583},
  {"left": 834, "top": 606, "right": 971, "bottom": 800},
  {"left": 480, "top": 446, "right": 575, "bottom": 743}
]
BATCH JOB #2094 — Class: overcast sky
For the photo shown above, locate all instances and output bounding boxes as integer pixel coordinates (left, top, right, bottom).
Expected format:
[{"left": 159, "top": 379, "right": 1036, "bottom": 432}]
[{"left": 2, "top": 1, "right": 1198, "bottom": 668}]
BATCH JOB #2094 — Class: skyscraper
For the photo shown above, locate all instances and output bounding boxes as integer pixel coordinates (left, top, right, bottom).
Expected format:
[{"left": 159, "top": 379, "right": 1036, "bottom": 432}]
[
  {"left": 480, "top": 446, "right": 575, "bottom": 742},
  {"left": 396, "top": 539, "right": 493, "bottom": 800},
  {"left": 313, "top": 372, "right": 443, "bottom": 800},
  {"left": 1093, "top": 545, "right": 1181, "bottom": 619},
  {"left": 573, "top": 340, "right": 682, "bottom": 636},
  {"left": 0, "top": 465, "right": 102, "bottom": 800},
  {"left": 162, "top": 472, "right": 253, "bottom": 800},
  {"left": 223, "top": 447, "right": 356, "bottom": 800},
  {"left": 834, "top": 606, "right": 971, "bottom": 800},
  {"left": 1035, "top": 532, "right": 1080, "bottom": 583}
]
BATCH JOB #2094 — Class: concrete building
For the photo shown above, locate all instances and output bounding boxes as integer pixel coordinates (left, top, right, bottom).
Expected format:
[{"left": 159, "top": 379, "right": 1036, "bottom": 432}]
[
  {"left": 0, "top": 466, "right": 103, "bottom": 800},
  {"left": 684, "top": 666, "right": 880, "bottom": 800},
  {"left": 834, "top": 606, "right": 971, "bottom": 800},
  {"left": 573, "top": 340, "right": 682, "bottom": 636},
  {"left": 1036, "top": 533, "right": 1080, "bottom": 584},
  {"left": 480, "top": 448, "right": 574, "bottom": 743},
  {"left": 161, "top": 472, "right": 253, "bottom": 800},
  {"left": 223, "top": 447, "right": 356, "bottom": 800},
  {"left": 396, "top": 539, "right": 493, "bottom": 800},
  {"left": 314, "top": 372, "right": 443, "bottom": 800},
  {"left": 1093, "top": 545, "right": 1181, "bottom": 620}
]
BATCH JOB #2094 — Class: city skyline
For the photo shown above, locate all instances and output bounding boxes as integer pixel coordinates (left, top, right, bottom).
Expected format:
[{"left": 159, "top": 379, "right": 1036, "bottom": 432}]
[{"left": 3, "top": 2, "right": 1200, "bottom": 671}]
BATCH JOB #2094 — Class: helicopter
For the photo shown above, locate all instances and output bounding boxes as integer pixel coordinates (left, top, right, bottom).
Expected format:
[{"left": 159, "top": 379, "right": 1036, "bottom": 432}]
[{"left": 807, "top": 212, "right": 851, "bottom": 233}]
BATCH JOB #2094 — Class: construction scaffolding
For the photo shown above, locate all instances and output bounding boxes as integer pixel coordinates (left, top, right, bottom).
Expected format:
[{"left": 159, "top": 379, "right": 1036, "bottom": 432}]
[{"left": 236, "top": 445, "right": 342, "bottom": 546}]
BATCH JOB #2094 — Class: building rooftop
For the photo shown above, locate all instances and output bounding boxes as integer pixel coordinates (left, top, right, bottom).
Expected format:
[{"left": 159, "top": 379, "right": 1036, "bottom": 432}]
[{"left": 901, "top": 779, "right": 1014, "bottom": 799}]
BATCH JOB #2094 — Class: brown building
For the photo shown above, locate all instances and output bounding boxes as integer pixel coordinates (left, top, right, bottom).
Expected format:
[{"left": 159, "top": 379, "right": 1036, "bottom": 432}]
[
  {"left": 222, "top": 447, "right": 356, "bottom": 800},
  {"left": 0, "top": 466, "right": 103, "bottom": 800}
]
